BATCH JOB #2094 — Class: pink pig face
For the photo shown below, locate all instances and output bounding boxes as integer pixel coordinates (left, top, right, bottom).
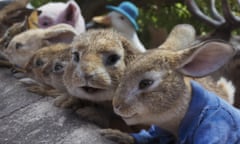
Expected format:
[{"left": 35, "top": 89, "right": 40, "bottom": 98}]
[{"left": 38, "top": 1, "right": 85, "bottom": 34}]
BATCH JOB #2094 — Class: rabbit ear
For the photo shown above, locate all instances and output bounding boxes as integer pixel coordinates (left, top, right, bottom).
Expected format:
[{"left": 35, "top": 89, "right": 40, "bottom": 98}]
[
  {"left": 119, "top": 35, "right": 140, "bottom": 65},
  {"left": 177, "top": 41, "right": 234, "bottom": 77},
  {"left": 159, "top": 24, "right": 196, "bottom": 50},
  {"left": 42, "top": 24, "right": 77, "bottom": 45}
]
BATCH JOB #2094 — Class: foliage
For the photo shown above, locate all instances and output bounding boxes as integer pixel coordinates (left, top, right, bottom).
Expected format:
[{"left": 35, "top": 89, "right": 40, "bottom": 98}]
[
  {"left": 30, "top": 0, "right": 240, "bottom": 47},
  {"left": 30, "top": 0, "right": 67, "bottom": 8}
]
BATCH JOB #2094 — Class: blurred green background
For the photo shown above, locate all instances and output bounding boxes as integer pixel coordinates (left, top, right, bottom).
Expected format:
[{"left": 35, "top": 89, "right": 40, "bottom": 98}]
[{"left": 30, "top": 0, "right": 240, "bottom": 48}]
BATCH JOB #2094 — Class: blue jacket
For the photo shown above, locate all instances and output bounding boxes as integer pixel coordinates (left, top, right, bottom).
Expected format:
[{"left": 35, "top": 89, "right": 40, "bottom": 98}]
[{"left": 131, "top": 81, "right": 240, "bottom": 144}]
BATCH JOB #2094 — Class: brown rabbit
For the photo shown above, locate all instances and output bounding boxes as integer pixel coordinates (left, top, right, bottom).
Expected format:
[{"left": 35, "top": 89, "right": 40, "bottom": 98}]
[
  {"left": 63, "top": 29, "right": 140, "bottom": 102},
  {"left": 60, "top": 29, "right": 142, "bottom": 129},
  {"left": 99, "top": 25, "right": 236, "bottom": 144},
  {"left": 0, "top": 10, "right": 39, "bottom": 68},
  {"left": 3, "top": 23, "right": 77, "bottom": 68},
  {"left": 23, "top": 43, "right": 71, "bottom": 97},
  {"left": 24, "top": 43, "right": 70, "bottom": 91}
]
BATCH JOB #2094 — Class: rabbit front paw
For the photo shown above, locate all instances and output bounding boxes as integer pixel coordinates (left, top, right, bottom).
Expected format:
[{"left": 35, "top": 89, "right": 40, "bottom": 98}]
[
  {"left": 54, "top": 95, "right": 73, "bottom": 108},
  {"left": 99, "top": 129, "right": 134, "bottom": 144},
  {"left": 54, "top": 95, "right": 82, "bottom": 109},
  {"left": 27, "top": 85, "right": 58, "bottom": 97}
]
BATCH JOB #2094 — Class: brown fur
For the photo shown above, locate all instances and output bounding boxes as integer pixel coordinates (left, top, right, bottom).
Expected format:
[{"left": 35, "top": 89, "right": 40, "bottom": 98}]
[
  {"left": 157, "top": 24, "right": 234, "bottom": 103},
  {"left": 0, "top": 11, "right": 39, "bottom": 67},
  {"left": 23, "top": 43, "right": 71, "bottom": 97},
  {"left": 63, "top": 29, "right": 140, "bottom": 102},
  {"left": 25, "top": 43, "right": 70, "bottom": 91}
]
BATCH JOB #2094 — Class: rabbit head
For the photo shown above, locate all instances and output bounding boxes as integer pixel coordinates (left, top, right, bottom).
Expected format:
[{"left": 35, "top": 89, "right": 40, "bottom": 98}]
[
  {"left": 4, "top": 24, "right": 77, "bottom": 68},
  {"left": 25, "top": 43, "right": 71, "bottom": 92},
  {"left": 112, "top": 24, "right": 234, "bottom": 130},
  {"left": 63, "top": 29, "right": 140, "bottom": 102}
]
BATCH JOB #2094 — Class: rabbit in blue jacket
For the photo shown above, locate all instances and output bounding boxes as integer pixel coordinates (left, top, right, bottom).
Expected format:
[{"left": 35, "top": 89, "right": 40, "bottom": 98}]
[{"left": 99, "top": 24, "right": 239, "bottom": 144}]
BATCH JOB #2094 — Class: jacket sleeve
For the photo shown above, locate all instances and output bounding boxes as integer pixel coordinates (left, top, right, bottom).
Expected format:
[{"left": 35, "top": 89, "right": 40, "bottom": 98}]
[{"left": 130, "top": 125, "right": 176, "bottom": 144}]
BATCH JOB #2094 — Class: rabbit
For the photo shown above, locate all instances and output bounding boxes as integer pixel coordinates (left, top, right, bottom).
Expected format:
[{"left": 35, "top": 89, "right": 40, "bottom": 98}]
[
  {"left": 24, "top": 43, "right": 71, "bottom": 91},
  {"left": 60, "top": 29, "right": 143, "bottom": 129},
  {"left": 3, "top": 23, "right": 77, "bottom": 69},
  {"left": 21, "top": 43, "right": 90, "bottom": 115},
  {"left": 22, "top": 42, "right": 92, "bottom": 110},
  {"left": 63, "top": 29, "right": 141, "bottom": 102},
  {"left": 22, "top": 43, "right": 71, "bottom": 98},
  {"left": 98, "top": 25, "right": 237, "bottom": 144},
  {"left": 0, "top": 10, "right": 39, "bottom": 67}
]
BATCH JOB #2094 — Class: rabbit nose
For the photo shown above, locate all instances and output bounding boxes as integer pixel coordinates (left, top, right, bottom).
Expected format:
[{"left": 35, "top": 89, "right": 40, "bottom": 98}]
[
  {"left": 42, "top": 67, "right": 51, "bottom": 76},
  {"left": 114, "top": 104, "right": 121, "bottom": 110},
  {"left": 84, "top": 74, "right": 93, "bottom": 80},
  {"left": 43, "top": 70, "right": 49, "bottom": 76},
  {"left": 114, "top": 103, "right": 122, "bottom": 113}
]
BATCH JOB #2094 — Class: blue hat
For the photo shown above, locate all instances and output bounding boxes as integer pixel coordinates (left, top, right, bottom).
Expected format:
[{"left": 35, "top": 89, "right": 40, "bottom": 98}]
[{"left": 106, "top": 1, "right": 139, "bottom": 31}]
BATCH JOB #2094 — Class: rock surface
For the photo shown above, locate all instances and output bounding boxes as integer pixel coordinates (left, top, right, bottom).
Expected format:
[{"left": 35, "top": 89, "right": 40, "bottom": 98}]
[{"left": 0, "top": 68, "right": 115, "bottom": 144}]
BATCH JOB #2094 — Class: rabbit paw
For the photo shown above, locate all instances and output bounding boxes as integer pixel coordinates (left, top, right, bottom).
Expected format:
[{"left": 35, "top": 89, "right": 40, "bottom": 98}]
[
  {"left": 27, "top": 85, "right": 58, "bottom": 97},
  {"left": 19, "top": 77, "right": 39, "bottom": 86},
  {"left": 54, "top": 95, "right": 81, "bottom": 108},
  {"left": 76, "top": 106, "right": 110, "bottom": 128},
  {"left": 99, "top": 129, "right": 134, "bottom": 144},
  {"left": 11, "top": 67, "right": 26, "bottom": 78}
]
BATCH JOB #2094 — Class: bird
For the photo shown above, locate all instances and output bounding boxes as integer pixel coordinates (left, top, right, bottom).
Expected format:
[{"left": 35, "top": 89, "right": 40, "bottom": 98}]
[{"left": 90, "top": 1, "right": 146, "bottom": 52}]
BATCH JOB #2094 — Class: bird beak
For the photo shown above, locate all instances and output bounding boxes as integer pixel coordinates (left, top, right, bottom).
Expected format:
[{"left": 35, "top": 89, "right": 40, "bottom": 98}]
[
  {"left": 92, "top": 15, "right": 111, "bottom": 26},
  {"left": 28, "top": 10, "right": 41, "bottom": 29}
]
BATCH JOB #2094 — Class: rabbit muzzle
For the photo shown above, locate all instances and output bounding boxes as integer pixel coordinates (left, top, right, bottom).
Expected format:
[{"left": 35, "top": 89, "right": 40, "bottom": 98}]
[
  {"left": 113, "top": 100, "right": 138, "bottom": 122},
  {"left": 80, "top": 86, "right": 104, "bottom": 94}
]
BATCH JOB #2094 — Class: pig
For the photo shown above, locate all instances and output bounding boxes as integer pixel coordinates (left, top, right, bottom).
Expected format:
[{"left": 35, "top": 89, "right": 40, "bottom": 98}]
[{"left": 38, "top": 0, "right": 85, "bottom": 34}]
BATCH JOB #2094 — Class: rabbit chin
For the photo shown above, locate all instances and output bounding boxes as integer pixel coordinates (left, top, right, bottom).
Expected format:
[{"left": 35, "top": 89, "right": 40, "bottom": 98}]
[
  {"left": 67, "top": 86, "right": 113, "bottom": 102},
  {"left": 123, "top": 114, "right": 161, "bottom": 126},
  {"left": 121, "top": 114, "right": 143, "bottom": 125}
]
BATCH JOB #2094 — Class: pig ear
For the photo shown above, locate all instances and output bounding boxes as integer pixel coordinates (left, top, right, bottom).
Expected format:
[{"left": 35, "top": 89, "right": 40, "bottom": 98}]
[
  {"left": 61, "top": 1, "right": 80, "bottom": 24},
  {"left": 43, "top": 24, "right": 77, "bottom": 44},
  {"left": 177, "top": 41, "right": 235, "bottom": 77}
]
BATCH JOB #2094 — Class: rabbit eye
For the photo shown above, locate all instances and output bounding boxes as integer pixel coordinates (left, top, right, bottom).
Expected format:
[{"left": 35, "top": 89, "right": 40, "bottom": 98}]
[
  {"left": 72, "top": 52, "right": 80, "bottom": 62},
  {"left": 119, "top": 15, "right": 125, "bottom": 20},
  {"left": 54, "top": 63, "right": 64, "bottom": 73},
  {"left": 15, "top": 42, "right": 23, "bottom": 49},
  {"left": 106, "top": 54, "right": 120, "bottom": 66},
  {"left": 139, "top": 79, "right": 154, "bottom": 90},
  {"left": 35, "top": 58, "right": 44, "bottom": 67}
]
